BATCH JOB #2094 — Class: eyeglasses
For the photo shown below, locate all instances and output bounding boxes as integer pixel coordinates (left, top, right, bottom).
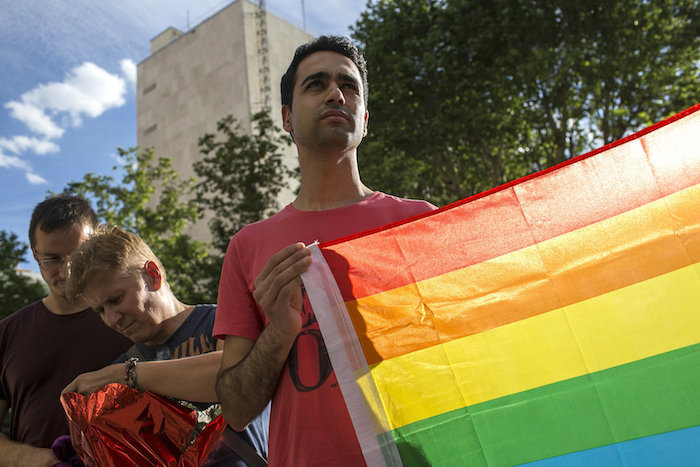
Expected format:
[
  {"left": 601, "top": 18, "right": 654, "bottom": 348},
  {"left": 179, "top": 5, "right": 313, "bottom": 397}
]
[{"left": 36, "top": 256, "right": 69, "bottom": 271}]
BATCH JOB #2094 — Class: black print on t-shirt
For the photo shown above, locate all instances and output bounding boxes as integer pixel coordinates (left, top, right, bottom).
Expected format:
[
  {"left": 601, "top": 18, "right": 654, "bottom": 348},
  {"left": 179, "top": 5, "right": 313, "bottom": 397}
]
[{"left": 288, "top": 291, "right": 332, "bottom": 392}]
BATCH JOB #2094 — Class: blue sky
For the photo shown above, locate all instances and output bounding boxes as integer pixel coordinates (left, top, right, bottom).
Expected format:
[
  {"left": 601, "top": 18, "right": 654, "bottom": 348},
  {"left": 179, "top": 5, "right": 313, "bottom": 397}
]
[{"left": 0, "top": 0, "right": 366, "bottom": 272}]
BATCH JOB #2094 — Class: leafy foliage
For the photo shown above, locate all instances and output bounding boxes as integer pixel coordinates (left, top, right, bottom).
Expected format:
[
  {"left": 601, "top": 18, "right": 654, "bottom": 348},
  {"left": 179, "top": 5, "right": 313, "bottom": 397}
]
[
  {"left": 352, "top": 0, "right": 700, "bottom": 206},
  {"left": 0, "top": 230, "right": 47, "bottom": 320},
  {"left": 59, "top": 147, "right": 212, "bottom": 303},
  {"left": 194, "top": 111, "right": 296, "bottom": 287}
]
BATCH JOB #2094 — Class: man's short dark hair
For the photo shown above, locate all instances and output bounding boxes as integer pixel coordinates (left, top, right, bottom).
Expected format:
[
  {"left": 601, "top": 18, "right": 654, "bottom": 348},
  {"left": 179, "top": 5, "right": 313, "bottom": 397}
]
[
  {"left": 281, "top": 35, "right": 368, "bottom": 110},
  {"left": 29, "top": 195, "right": 98, "bottom": 248}
]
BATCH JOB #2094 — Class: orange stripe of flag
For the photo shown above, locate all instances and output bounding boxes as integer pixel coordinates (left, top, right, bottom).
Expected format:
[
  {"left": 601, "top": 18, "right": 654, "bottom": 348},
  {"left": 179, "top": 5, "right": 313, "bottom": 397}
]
[{"left": 345, "top": 184, "right": 700, "bottom": 364}]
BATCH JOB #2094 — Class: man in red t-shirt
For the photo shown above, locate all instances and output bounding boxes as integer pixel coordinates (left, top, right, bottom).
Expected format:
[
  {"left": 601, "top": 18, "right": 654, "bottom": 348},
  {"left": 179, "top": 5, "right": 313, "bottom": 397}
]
[{"left": 214, "top": 36, "right": 436, "bottom": 466}]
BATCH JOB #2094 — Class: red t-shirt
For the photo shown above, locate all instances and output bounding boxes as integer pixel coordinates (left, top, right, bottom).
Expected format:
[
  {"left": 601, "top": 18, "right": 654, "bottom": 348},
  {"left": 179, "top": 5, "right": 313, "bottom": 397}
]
[{"left": 214, "top": 192, "right": 436, "bottom": 466}]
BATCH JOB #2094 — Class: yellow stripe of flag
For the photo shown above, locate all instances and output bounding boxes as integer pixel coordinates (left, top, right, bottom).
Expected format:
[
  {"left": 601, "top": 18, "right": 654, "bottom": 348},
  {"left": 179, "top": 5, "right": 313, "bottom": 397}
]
[{"left": 367, "top": 260, "right": 700, "bottom": 430}]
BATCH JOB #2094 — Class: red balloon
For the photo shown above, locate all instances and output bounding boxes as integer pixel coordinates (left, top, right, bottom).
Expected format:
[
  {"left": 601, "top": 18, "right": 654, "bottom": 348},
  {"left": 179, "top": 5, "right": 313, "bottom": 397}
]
[{"left": 61, "top": 383, "right": 226, "bottom": 466}]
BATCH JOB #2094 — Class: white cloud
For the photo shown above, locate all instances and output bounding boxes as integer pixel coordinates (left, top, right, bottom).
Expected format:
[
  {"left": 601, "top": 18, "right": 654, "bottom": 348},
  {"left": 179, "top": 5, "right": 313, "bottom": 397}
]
[
  {"left": 5, "top": 100, "right": 65, "bottom": 139},
  {"left": 0, "top": 135, "right": 59, "bottom": 155},
  {"left": 4, "top": 61, "right": 127, "bottom": 138},
  {"left": 25, "top": 171, "right": 48, "bottom": 185},
  {"left": 121, "top": 59, "right": 137, "bottom": 85},
  {"left": 0, "top": 150, "right": 28, "bottom": 170},
  {"left": 0, "top": 146, "right": 47, "bottom": 185},
  {"left": 1, "top": 59, "right": 134, "bottom": 184}
]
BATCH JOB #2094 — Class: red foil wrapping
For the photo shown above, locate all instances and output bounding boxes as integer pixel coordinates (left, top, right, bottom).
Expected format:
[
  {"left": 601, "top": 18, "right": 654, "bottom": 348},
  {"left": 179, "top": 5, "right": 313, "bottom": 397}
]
[{"left": 61, "top": 383, "right": 227, "bottom": 466}]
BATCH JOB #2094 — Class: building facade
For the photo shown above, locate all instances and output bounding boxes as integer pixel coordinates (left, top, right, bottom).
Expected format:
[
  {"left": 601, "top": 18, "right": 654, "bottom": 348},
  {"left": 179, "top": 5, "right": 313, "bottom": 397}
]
[{"left": 137, "top": 0, "right": 313, "bottom": 241}]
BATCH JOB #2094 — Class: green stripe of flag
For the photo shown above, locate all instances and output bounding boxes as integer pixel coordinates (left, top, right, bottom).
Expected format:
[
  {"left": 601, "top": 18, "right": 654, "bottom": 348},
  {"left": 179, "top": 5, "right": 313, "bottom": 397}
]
[{"left": 391, "top": 343, "right": 700, "bottom": 466}]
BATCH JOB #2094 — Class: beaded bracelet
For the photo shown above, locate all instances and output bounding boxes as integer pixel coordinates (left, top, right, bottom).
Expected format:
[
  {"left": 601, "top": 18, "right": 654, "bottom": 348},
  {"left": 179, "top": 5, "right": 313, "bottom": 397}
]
[{"left": 124, "top": 357, "right": 139, "bottom": 390}]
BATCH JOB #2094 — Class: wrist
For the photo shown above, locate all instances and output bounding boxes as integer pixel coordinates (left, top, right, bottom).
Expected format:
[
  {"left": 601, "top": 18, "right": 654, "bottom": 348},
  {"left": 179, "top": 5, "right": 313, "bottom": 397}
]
[
  {"left": 124, "top": 357, "right": 139, "bottom": 390},
  {"left": 264, "top": 320, "right": 299, "bottom": 350}
]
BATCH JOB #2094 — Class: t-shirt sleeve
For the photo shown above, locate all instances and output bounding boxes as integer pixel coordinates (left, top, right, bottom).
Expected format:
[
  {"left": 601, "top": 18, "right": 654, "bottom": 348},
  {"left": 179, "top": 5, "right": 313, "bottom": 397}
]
[
  {"left": 213, "top": 235, "right": 265, "bottom": 341},
  {"left": 384, "top": 197, "right": 438, "bottom": 225},
  {"left": 404, "top": 197, "right": 439, "bottom": 214}
]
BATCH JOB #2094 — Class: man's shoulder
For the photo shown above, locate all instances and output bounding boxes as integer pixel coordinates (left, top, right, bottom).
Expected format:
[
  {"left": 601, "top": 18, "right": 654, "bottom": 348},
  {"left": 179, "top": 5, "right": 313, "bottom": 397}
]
[
  {"left": 235, "top": 205, "right": 293, "bottom": 235},
  {"left": 191, "top": 303, "right": 217, "bottom": 322},
  {"left": 176, "top": 304, "right": 217, "bottom": 335},
  {"left": 227, "top": 205, "right": 297, "bottom": 250},
  {"left": 365, "top": 192, "right": 437, "bottom": 217},
  {"left": 223, "top": 195, "right": 436, "bottom": 259},
  {"left": 0, "top": 299, "right": 45, "bottom": 326},
  {"left": 0, "top": 301, "right": 45, "bottom": 354},
  {"left": 10, "top": 299, "right": 45, "bottom": 315},
  {"left": 373, "top": 191, "right": 434, "bottom": 205},
  {"left": 194, "top": 303, "right": 217, "bottom": 314}
]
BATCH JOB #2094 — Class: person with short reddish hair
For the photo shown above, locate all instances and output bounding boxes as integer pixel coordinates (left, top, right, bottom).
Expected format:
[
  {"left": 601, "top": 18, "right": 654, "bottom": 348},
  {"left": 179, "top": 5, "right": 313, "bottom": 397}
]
[{"left": 63, "top": 224, "right": 268, "bottom": 466}]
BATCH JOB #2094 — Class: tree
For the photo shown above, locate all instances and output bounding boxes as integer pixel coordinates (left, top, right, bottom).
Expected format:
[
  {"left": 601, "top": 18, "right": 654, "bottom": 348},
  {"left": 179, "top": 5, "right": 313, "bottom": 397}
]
[
  {"left": 516, "top": 0, "right": 700, "bottom": 168},
  {"left": 194, "top": 111, "right": 296, "bottom": 285},
  {"left": 353, "top": 0, "right": 541, "bottom": 205},
  {"left": 0, "top": 230, "right": 47, "bottom": 320},
  {"left": 352, "top": 0, "right": 700, "bottom": 206},
  {"left": 59, "top": 147, "right": 212, "bottom": 303}
]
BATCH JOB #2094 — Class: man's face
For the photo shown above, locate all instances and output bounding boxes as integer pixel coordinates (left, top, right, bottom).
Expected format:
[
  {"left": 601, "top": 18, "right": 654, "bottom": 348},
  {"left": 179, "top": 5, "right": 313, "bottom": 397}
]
[
  {"left": 84, "top": 270, "right": 166, "bottom": 345},
  {"left": 33, "top": 222, "right": 92, "bottom": 301},
  {"left": 283, "top": 51, "right": 368, "bottom": 153}
]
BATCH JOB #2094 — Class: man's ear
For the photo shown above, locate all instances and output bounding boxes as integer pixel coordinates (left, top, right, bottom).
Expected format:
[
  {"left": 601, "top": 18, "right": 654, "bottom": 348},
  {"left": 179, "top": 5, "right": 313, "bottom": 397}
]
[
  {"left": 282, "top": 105, "right": 293, "bottom": 134},
  {"left": 143, "top": 260, "right": 162, "bottom": 291},
  {"left": 363, "top": 110, "right": 369, "bottom": 137}
]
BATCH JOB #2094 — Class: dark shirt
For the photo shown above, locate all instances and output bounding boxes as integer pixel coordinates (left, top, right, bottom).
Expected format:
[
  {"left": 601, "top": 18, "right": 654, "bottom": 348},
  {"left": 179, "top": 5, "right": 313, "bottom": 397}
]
[{"left": 0, "top": 300, "right": 131, "bottom": 447}]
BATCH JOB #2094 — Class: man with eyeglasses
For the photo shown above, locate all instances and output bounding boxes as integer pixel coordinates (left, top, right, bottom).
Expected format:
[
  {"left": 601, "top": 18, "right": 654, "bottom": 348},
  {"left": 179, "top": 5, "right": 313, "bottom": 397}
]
[{"left": 0, "top": 195, "right": 131, "bottom": 466}]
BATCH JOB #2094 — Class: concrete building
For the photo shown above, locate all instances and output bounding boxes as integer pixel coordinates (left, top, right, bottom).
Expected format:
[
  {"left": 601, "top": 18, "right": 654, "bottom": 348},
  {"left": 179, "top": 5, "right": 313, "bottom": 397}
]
[{"left": 137, "top": 0, "right": 313, "bottom": 241}]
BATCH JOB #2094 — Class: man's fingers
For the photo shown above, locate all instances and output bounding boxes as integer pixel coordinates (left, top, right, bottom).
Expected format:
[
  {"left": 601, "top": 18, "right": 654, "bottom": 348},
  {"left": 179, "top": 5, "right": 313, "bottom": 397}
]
[
  {"left": 254, "top": 266, "right": 306, "bottom": 311},
  {"left": 254, "top": 243, "right": 311, "bottom": 293},
  {"left": 256, "top": 243, "right": 306, "bottom": 281},
  {"left": 61, "top": 381, "right": 76, "bottom": 395}
]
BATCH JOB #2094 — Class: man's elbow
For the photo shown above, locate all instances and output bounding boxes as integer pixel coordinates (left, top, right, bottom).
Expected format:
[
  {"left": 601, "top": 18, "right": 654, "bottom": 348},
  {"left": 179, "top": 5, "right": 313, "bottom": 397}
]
[
  {"left": 215, "top": 370, "right": 251, "bottom": 431},
  {"left": 217, "top": 394, "right": 253, "bottom": 431},
  {"left": 224, "top": 410, "right": 251, "bottom": 432}
]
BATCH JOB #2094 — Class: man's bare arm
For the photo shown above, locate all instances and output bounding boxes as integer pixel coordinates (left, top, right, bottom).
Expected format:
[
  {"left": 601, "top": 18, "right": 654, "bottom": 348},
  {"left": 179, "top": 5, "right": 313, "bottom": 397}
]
[
  {"left": 216, "top": 243, "right": 311, "bottom": 430},
  {"left": 0, "top": 400, "right": 58, "bottom": 467},
  {"left": 216, "top": 329, "right": 296, "bottom": 430},
  {"left": 62, "top": 349, "right": 224, "bottom": 403}
]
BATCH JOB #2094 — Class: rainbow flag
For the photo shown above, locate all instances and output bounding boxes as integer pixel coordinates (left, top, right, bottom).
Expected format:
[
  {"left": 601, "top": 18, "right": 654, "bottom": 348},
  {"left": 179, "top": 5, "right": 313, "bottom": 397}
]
[{"left": 301, "top": 103, "right": 700, "bottom": 466}]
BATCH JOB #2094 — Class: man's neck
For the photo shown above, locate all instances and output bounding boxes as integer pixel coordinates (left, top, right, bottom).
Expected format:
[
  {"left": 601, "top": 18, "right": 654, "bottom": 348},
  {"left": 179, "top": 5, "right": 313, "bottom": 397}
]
[
  {"left": 43, "top": 294, "right": 87, "bottom": 316},
  {"left": 293, "top": 148, "right": 373, "bottom": 211},
  {"left": 143, "top": 300, "right": 194, "bottom": 346}
]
